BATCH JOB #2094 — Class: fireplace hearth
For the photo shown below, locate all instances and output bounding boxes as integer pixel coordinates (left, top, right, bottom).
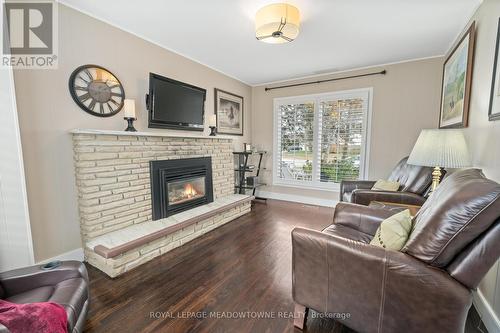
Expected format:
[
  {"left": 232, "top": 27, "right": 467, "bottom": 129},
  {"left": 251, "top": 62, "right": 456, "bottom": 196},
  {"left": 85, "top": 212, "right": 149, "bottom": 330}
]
[{"left": 150, "top": 157, "right": 213, "bottom": 220}]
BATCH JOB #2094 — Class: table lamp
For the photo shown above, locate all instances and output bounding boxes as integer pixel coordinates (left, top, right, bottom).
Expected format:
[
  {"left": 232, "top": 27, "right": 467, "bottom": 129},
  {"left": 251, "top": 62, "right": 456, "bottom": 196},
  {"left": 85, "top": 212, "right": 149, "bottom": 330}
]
[{"left": 408, "top": 129, "right": 471, "bottom": 192}]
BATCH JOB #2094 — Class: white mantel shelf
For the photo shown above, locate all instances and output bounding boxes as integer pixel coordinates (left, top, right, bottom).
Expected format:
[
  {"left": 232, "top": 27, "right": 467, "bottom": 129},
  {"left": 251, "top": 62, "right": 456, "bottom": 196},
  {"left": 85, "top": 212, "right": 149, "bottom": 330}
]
[{"left": 70, "top": 128, "right": 234, "bottom": 140}]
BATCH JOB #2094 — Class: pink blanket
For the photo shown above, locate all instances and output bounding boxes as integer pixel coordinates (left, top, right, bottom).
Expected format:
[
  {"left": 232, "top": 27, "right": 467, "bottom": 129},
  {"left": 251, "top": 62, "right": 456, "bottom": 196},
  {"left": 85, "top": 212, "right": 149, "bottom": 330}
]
[{"left": 0, "top": 300, "right": 67, "bottom": 333}]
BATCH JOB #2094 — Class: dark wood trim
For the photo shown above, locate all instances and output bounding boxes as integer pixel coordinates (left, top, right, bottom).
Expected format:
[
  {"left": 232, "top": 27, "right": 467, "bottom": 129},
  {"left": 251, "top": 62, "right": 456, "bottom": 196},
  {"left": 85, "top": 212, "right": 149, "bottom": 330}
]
[
  {"left": 489, "top": 18, "right": 500, "bottom": 121},
  {"left": 214, "top": 88, "right": 244, "bottom": 136},
  {"left": 439, "top": 22, "right": 476, "bottom": 129},
  {"left": 93, "top": 196, "right": 254, "bottom": 258}
]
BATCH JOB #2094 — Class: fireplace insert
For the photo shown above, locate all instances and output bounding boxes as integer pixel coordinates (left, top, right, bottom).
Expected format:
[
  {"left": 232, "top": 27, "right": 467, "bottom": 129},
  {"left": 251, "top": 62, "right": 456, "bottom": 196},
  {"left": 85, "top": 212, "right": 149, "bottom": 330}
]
[{"left": 150, "top": 157, "right": 213, "bottom": 220}]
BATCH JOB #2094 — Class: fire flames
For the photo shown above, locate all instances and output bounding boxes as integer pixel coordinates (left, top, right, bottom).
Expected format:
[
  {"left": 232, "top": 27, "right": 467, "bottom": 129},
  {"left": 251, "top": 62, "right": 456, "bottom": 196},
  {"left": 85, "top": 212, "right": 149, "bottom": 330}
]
[{"left": 184, "top": 183, "right": 198, "bottom": 198}]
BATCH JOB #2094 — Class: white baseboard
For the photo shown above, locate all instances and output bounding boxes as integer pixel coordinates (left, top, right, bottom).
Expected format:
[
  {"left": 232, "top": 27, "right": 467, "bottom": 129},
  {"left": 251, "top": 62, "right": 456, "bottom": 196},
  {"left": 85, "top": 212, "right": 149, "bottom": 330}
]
[
  {"left": 473, "top": 289, "right": 500, "bottom": 333},
  {"left": 37, "top": 248, "right": 84, "bottom": 264},
  {"left": 256, "top": 190, "right": 338, "bottom": 207}
]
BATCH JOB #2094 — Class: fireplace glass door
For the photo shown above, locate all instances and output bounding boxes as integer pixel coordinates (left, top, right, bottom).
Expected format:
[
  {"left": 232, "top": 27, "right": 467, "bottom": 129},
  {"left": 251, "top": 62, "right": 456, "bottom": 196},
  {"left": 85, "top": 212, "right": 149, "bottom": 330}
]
[
  {"left": 167, "top": 176, "right": 206, "bottom": 206},
  {"left": 150, "top": 157, "right": 213, "bottom": 220}
]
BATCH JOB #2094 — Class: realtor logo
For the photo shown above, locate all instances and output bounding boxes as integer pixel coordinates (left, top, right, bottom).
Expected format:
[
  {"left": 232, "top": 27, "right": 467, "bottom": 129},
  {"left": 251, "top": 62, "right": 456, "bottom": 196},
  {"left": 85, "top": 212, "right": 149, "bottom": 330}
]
[{"left": 2, "top": 0, "right": 58, "bottom": 69}]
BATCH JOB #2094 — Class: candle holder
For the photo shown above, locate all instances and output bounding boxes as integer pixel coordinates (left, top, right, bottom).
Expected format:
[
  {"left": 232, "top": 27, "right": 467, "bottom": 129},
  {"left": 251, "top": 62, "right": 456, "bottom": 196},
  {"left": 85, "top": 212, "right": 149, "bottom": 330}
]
[
  {"left": 124, "top": 117, "right": 137, "bottom": 132},
  {"left": 209, "top": 126, "right": 216, "bottom": 136}
]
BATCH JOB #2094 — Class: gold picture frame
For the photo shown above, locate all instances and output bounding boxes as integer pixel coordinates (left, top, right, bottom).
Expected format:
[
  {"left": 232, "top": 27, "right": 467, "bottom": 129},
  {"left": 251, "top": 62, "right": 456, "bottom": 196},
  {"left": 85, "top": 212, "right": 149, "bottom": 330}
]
[{"left": 439, "top": 22, "right": 476, "bottom": 129}]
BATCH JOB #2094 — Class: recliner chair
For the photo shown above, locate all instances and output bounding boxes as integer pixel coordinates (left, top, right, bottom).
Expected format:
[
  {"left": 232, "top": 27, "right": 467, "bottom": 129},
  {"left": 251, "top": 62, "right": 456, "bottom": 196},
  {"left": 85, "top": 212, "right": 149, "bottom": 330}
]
[
  {"left": 339, "top": 156, "right": 434, "bottom": 206},
  {"left": 293, "top": 168, "right": 500, "bottom": 333},
  {"left": 0, "top": 261, "right": 89, "bottom": 333}
]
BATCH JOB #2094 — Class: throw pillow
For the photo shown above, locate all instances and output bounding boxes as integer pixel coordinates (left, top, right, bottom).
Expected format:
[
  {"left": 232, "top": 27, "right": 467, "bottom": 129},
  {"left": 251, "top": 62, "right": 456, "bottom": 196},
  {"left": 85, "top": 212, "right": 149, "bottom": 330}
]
[
  {"left": 372, "top": 179, "right": 400, "bottom": 191},
  {"left": 370, "top": 209, "right": 412, "bottom": 251}
]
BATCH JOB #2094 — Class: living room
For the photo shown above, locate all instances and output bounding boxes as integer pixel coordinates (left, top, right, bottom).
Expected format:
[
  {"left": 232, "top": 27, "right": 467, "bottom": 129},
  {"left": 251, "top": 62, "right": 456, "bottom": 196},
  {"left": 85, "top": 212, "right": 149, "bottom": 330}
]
[{"left": 1, "top": 0, "right": 499, "bottom": 332}]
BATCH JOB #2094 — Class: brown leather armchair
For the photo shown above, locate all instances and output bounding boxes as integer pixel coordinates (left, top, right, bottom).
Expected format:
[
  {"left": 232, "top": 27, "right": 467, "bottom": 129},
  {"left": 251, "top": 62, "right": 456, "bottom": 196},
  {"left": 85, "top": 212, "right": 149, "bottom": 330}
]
[
  {"left": 0, "top": 261, "right": 89, "bottom": 333},
  {"left": 293, "top": 169, "right": 500, "bottom": 333},
  {"left": 339, "top": 157, "right": 434, "bottom": 206}
]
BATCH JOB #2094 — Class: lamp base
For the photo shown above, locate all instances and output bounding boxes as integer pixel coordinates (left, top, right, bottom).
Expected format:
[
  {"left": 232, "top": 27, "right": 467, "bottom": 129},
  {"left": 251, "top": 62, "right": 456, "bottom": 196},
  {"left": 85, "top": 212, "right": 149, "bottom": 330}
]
[
  {"left": 431, "top": 166, "right": 442, "bottom": 192},
  {"left": 124, "top": 117, "right": 137, "bottom": 132},
  {"left": 209, "top": 126, "right": 216, "bottom": 136}
]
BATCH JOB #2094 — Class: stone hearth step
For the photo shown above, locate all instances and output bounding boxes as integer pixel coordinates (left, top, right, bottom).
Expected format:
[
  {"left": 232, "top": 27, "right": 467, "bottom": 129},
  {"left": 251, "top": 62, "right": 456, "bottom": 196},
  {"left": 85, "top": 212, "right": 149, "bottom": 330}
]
[{"left": 86, "top": 194, "right": 253, "bottom": 259}]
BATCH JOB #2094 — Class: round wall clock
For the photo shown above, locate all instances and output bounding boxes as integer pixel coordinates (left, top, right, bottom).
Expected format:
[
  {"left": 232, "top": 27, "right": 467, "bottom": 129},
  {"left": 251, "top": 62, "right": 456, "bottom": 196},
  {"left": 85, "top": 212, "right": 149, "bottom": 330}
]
[{"left": 68, "top": 64, "right": 125, "bottom": 117}]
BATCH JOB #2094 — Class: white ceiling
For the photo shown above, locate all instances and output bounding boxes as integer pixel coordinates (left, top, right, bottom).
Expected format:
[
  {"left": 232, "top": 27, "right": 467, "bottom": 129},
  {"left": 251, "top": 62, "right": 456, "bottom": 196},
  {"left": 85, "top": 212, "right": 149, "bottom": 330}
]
[{"left": 59, "top": 0, "right": 481, "bottom": 86}]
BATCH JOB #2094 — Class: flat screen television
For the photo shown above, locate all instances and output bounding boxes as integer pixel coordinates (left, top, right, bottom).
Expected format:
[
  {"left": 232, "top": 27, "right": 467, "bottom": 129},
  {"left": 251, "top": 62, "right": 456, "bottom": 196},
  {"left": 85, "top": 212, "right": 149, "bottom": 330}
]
[{"left": 147, "top": 73, "right": 206, "bottom": 131}]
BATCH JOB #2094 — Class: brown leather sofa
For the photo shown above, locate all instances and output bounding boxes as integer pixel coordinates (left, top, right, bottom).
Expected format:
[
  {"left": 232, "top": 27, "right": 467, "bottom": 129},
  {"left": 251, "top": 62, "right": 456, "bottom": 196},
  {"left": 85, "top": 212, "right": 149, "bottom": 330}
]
[
  {"left": 0, "top": 261, "right": 89, "bottom": 333},
  {"left": 293, "top": 168, "right": 500, "bottom": 333},
  {"left": 339, "top": 156, "right": 434, "bottom": 206}
]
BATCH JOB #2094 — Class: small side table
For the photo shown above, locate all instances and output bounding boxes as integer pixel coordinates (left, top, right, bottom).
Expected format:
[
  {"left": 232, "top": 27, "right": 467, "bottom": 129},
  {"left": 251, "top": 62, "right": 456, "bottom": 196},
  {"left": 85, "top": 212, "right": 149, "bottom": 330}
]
[
  {"left": 369, "top": 201, "right": 422, "bottom": 217},
  {"left": 233, "top": 151, "right": 267, "bottom": 200}
]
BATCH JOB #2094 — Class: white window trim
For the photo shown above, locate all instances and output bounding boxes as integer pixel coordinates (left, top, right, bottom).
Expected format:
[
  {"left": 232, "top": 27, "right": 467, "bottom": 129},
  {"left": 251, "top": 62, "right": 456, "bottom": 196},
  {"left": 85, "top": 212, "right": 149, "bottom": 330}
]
[{"left": 272, "top": 87, "right": 373, "bottom": 191}]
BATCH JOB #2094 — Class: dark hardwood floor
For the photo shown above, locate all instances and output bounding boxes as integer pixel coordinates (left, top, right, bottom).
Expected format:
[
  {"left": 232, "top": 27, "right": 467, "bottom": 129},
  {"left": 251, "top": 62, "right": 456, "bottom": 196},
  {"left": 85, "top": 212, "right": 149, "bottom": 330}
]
[{"left": 84, "top": 199, "right": 487, "bottom": 333}]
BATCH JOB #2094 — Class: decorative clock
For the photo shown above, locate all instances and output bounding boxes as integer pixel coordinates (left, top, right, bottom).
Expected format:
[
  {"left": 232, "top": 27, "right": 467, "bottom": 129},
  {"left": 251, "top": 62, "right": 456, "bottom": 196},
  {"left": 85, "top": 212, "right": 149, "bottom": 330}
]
[{"left": 68, "top": 65, "right": 125, "bottom": 117}]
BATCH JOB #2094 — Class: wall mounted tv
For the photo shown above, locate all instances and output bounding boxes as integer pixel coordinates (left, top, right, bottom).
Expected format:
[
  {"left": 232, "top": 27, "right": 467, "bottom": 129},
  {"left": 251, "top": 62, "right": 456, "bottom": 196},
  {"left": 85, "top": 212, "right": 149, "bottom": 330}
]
[{"left": 147, "top": 73, "right": 206, "bottom": 131}]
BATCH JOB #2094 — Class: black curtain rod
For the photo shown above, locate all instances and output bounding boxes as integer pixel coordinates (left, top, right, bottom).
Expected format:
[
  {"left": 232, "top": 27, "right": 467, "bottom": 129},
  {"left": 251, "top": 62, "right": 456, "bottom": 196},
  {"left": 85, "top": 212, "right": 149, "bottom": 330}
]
[{"left": 264, "top": 69, "right": 387, "bottom": 91}]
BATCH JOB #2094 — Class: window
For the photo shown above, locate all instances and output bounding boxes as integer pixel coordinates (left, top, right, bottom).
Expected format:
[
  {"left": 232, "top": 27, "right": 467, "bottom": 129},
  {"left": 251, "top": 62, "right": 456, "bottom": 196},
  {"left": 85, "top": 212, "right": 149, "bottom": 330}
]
[{"left": 273, "top": 88, "right": 372, "bottom": 190}]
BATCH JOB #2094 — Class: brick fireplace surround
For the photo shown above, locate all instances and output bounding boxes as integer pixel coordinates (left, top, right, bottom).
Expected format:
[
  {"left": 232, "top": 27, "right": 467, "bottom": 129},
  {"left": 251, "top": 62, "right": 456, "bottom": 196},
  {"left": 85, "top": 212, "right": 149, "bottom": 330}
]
[{"left": 71, "top": 129, "right": 252, "bottom": 277}]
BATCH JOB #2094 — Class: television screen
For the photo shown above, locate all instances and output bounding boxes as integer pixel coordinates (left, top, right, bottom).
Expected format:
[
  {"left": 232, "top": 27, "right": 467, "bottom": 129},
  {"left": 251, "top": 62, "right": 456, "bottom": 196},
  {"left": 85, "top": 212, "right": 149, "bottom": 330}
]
[{"left": 148, "top": 73, "right": 206, "bottom": 131}]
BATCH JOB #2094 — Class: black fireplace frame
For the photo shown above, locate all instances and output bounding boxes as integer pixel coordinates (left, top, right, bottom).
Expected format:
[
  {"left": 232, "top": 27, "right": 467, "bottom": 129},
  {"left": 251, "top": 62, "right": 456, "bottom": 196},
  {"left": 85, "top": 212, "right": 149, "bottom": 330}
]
[{"left": 150, "top": 157, "right": 213, "bottom": 220}]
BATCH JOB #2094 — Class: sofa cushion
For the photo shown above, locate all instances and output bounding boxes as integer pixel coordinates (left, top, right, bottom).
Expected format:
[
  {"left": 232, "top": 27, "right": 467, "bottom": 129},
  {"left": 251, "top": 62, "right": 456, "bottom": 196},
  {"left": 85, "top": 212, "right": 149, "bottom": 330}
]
[
  {"left": 4, "top": 278, "right": 88, "bottom": 332},
  {"left": 388, "top": 157, "right": 433, "bottom": 194},
  {"left": 5, "top": 286, "right": 54, "bottom": 304},
  {"left": 403, "top": 169, "right": 500, "bottom": 267}
]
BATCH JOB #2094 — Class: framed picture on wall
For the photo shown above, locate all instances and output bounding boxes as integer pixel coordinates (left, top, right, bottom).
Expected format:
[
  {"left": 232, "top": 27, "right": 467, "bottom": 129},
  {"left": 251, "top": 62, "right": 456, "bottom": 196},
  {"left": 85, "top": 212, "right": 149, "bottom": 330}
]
[
  {"left": 439, "top": 22, "right": 476, "bottom": 129},
  {"left": 214, "top": 88, "right": 244, "bottom": 136},
  {"left": 488, "top": 18, "right": 500, "bottom": 121}
]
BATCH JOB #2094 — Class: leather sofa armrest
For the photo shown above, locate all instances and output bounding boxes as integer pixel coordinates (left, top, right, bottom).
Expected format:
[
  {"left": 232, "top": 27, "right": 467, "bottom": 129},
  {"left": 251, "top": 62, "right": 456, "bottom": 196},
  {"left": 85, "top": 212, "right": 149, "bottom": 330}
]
[
  {"left": 333, "top": 202, "right": 396, "bottom": 236},
  {"left": 292, "top": 227, "right": 387, "bottom": 314},
  {"left": 292, "top": 228, "right": 472, "bottom": 332},
  {"left": 292, "top": 227, "right": 332, "bottom": 312},
  {"left": 351, "top": 190, "right": 426, "bottom": 206},
  {"left": 339, "top": 180, "right": 376, "bottom": 201},
  {"left": 0, "top": 261, "right": 88, "bottom": 297}
]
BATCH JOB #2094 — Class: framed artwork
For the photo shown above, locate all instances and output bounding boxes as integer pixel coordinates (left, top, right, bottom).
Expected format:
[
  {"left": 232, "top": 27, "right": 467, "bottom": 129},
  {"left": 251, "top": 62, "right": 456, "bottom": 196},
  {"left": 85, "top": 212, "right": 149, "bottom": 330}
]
[
  {"left": 214, "top": 88, "right": 244, "bottom": 135},
  {"left": 439, "top": 22, "right": 476, "bottom": 129},
  {"left": 489, "top": 18, "right": 500, "bottom": 121}
]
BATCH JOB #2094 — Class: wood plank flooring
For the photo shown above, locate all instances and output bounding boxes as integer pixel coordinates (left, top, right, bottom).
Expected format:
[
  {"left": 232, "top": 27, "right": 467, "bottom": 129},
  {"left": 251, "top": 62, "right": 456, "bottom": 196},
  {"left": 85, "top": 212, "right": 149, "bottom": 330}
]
[{"left": 84, "top": 199, "right": 486, "bottom": 333}]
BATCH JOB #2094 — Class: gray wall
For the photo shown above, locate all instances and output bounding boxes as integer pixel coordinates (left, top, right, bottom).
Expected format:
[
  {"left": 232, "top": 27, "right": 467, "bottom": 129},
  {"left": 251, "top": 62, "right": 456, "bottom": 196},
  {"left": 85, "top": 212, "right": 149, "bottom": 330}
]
[
  {"left": 251, "top": 58, "right": 443, "bottom": 203},
  {"left": 13, "top": 4, "right": 252, "bottom": 261}
]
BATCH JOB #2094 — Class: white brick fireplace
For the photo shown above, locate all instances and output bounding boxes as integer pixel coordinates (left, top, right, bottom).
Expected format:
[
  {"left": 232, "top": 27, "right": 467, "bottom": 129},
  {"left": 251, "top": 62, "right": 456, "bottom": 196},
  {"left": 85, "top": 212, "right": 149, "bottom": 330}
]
[{"left": 71, "top": 129, "right": 252, "bottom": 277}]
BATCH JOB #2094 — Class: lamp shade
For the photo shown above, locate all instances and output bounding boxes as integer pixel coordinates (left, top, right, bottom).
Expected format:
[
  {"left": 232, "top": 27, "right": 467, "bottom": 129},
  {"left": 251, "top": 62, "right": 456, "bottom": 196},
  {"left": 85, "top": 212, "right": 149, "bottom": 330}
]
[
  {"left": 255, "top": 3, "right": 300, "bottom": 44},
  {"left": 123, "top": 99, "right": 136, "bottom": 119},
  {"left": 408, "top": 129, "right": 472, "bottom": 168}
]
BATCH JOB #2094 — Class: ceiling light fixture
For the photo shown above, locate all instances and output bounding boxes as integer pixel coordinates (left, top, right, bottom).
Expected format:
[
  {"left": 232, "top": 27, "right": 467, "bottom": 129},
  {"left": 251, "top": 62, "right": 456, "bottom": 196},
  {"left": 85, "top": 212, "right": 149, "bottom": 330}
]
[{"left": 255, "top": 3, "right": 300, "bottom": 44}]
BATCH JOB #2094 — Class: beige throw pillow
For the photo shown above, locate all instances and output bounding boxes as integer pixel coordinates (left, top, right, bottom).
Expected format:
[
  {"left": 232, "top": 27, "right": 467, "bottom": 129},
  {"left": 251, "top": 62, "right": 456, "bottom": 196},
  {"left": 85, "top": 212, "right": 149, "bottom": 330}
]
[
  {"left": 372, "top": 179, "right": 400, "bottom": 191},
  {"left": 370, "top": 209, "right": 412, "bottom": 251}
]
